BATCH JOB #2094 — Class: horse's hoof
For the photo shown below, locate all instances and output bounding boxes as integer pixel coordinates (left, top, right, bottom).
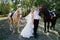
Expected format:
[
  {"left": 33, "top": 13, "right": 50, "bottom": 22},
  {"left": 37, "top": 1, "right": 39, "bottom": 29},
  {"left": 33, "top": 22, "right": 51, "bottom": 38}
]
[
  {"left": 18, "top": 31, "right": 20, "bottom": 33},
  {"left": 10, "top": 28, "right": 12, "bottom": 31},
  {"left": 50, "top": 27, "right": 53, "bottom": 30},
  {"left": 18, "top": 30, "right": 20, "bottom": 33},
  {"left": 44, "top": 31, "right": 47, "bottom": 33},
  {"left": 44, "top": 30, "right": 47, "bottom": 33},
  {"left": 12, "top": 31, "right": 15, "bottom": 34},
  {"left": 53, "top": 28, "right": 55, "bottom": 31},
  {"left": 47, "top": 30, "right": 49, "bottom": 32}
]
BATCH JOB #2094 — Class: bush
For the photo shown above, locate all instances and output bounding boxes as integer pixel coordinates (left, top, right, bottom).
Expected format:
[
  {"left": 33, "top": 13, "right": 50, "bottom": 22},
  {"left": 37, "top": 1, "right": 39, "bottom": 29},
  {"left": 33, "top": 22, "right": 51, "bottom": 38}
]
[{"left": 0, "top": 3, "right": 12, "bottom": 16}]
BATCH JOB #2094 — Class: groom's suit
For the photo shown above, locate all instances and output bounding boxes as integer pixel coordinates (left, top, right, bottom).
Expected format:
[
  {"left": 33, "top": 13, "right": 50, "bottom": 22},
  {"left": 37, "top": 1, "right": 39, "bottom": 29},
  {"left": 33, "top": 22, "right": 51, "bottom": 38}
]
[{"left": 33, "top": 10, "right": 40, "bottom": 37}]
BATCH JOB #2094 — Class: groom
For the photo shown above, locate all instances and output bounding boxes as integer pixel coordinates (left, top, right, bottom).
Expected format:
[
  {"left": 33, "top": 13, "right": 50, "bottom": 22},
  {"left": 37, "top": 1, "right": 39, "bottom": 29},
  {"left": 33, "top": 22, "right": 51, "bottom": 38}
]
[{"left": 33, "top": 6, "right": 40, "bottom": 38}]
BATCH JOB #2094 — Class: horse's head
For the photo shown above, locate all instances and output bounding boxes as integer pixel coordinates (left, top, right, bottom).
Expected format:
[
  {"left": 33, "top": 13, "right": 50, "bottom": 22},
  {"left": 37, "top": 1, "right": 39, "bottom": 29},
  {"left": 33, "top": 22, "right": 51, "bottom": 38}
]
[
  {"left": 39, "top": 6, "right": 47, "bottom": 13},
  {"left": 16, "top": 8, "right": 22, "bottom": 18}
]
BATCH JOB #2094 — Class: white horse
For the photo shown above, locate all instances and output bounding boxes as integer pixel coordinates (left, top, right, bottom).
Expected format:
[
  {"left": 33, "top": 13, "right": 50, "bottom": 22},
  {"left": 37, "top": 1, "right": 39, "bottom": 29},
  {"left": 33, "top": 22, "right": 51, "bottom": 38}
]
[{"left": 8, "top": 8, "right": 22, "bottom": 33}]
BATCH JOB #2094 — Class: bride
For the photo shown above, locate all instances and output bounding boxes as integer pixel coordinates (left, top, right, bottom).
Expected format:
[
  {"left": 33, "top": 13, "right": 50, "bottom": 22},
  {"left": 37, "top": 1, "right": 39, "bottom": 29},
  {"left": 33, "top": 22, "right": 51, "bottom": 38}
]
[{"left": 20, "top": 10, "right": 34, "bottom": 38}]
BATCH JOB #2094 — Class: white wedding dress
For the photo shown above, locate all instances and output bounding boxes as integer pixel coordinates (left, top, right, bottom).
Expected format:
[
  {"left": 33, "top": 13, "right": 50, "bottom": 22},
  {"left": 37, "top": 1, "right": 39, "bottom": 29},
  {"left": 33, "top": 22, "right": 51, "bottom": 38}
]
[{"left": 20, "top": 12, "right": 34, "bottom": 38}]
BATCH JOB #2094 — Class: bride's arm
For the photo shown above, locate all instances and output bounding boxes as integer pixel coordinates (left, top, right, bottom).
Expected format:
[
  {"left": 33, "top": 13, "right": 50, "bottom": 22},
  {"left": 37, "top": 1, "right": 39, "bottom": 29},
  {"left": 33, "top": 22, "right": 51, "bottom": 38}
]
[{"left": 31, "top": 11, "right": 34, "bottom": 25}]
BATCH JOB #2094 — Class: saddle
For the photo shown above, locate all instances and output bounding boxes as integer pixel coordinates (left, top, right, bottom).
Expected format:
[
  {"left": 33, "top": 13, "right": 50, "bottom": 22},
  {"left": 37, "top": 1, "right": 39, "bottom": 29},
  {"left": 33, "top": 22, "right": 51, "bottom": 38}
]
[
  {"left": 48, "top": 10, "right": 56, "bottom": 17},
  {"left": 10, "top": 12, "right": 14, "bottom": 19}
]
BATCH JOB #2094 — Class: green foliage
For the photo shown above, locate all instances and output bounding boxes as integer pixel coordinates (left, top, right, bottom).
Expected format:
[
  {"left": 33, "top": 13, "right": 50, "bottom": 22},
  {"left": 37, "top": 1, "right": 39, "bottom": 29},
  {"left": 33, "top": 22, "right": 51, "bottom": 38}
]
[
  {"left": 0, "top": 0, "right": 60, "bottom": 17},
  {"left": 0, "top": 3, "right": 12, "bottom": 16},
  {"left": 22, "top": 8, "right": 31, "bottom": 17}
]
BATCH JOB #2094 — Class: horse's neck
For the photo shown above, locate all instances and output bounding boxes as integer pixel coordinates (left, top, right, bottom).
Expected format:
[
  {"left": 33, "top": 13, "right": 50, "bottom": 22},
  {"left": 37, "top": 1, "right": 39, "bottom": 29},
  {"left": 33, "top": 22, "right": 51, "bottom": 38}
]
[
  {"left": 44, "top": 11, "right": 50, "bottom": 17},
  {"left": 14, "top": 12, "right": 18, "bottom": 18}
]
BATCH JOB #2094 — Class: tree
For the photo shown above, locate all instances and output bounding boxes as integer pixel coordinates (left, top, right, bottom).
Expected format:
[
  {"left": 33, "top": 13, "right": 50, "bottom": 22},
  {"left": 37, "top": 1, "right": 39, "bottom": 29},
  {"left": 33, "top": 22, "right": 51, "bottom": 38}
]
[{"left": 0, "top": 0, "right": 12, "bottom": 15}]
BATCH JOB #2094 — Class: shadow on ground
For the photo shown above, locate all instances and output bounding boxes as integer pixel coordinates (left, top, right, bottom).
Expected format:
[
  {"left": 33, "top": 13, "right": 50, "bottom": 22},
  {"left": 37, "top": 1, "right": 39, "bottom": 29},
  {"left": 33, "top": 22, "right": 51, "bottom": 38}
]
[
  {"left": 0, "top": 18, "right": 60, "bottom": 40},
  {"left": 0, "top": 19, "right": 11, "bottom": 40}
]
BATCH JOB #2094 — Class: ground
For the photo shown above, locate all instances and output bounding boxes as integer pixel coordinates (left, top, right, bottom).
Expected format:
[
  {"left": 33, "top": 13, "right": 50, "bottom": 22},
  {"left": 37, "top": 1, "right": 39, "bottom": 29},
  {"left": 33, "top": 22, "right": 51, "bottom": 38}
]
[{"left": 0, "top": 17, "right": 60, "bottom": 40}]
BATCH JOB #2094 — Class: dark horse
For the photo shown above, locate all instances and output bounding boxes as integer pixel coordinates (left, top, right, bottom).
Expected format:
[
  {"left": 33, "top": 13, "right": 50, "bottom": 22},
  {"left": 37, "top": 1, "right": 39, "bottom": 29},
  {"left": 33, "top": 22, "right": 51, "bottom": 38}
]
[{"left": 39, "top": 6, "right": 57, "bottom": 32}]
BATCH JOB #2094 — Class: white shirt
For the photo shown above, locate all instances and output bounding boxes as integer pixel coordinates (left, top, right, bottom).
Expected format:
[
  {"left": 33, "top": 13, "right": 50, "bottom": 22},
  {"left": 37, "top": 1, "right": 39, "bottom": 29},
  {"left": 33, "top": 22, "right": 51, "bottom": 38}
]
[{"left": 33, "top": 10, "right": 40, "bottom": 19}]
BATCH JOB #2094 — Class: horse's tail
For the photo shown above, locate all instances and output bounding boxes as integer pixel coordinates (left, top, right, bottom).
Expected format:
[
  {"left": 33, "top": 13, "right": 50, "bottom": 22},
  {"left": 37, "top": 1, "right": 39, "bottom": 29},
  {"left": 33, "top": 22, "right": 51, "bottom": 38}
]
[{"left": 8, "top": 12, "right": 13, "bottom": 25}]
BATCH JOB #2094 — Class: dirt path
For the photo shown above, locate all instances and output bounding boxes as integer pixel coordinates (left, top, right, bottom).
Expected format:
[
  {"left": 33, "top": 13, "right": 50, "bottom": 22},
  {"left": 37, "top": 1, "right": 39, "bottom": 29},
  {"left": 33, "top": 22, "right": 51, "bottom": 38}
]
[{"left": 0, "top": 17, "right": 59, "bottom": 40}]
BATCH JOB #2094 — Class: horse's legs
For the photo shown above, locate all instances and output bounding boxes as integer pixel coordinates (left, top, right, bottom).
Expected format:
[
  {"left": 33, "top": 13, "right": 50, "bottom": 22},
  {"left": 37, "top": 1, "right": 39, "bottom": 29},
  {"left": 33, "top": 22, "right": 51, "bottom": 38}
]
[
  {"left": 51, "top": 20, "right": 56, "bottom": 30},
  {"left": 50, "top": 22, "right": 52, "bottom": 30},
  {"left": 50, "top": 17, "right": 57, "bottom": 30},
  {"left": 44, "top": 21, "right": 46, "bottom": 32},
  {"left": 8, "top": 19, "right": 13, "bottom": 31},
  {"left": 9, "top": 22, "right": 13, "bottom": 31},
  {"left": 47, "top": 22, "right": 50, "bottom": 32},
  {"left": 12, "top": 21, "right": 15, "bottom": 33},
  {"left": 17, "top": 20, "right": 20, "bottom": 33}
]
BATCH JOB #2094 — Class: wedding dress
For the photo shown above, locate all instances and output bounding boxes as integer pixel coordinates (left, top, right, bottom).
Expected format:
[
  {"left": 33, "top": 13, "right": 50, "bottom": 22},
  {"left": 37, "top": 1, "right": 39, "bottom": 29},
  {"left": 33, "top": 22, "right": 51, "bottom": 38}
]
[{"left": 20, "top": 12, "right": 34, "bottom": 38}]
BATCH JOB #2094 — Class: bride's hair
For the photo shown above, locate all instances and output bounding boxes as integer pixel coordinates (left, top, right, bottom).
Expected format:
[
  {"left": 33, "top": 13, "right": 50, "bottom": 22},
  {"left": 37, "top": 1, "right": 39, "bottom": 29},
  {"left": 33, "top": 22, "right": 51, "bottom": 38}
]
[{"left": 31, "top": 9, "right": 34, "bottom": 14}]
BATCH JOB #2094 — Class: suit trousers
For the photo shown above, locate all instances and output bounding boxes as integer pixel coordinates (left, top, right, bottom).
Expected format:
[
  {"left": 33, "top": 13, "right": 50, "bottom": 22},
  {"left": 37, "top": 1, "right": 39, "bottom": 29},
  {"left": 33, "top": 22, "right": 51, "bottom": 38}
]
[{"left": 34, "top": 19, "right": 39, "bottom": 36}]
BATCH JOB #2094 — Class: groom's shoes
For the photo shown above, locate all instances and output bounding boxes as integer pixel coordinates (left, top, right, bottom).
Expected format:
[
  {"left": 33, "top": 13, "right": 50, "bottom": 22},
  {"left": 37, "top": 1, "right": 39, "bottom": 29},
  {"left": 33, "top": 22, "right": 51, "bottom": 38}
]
[
  {"left": 33, "top": 33, "right": 38, "bottom": 38},
  {"left": 34, "top": 36, "right": 37, "bottom": 38},
  {"left": 34, "top": 35, "right": 38, "bottom": 39}
]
